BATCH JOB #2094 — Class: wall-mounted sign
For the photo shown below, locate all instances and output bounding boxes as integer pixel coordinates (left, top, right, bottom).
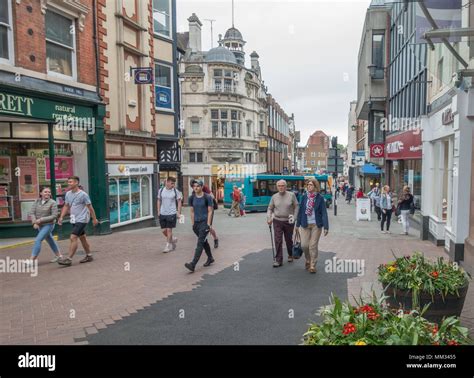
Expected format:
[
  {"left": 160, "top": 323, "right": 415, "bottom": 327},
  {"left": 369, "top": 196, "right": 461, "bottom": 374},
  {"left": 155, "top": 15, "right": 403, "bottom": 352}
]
[
  {"left": 108, "top": 163, "right": 154, "bottom": 177},
  {"left": 442, "top": 108, "right": 454, "bottom": 125},
  {"left": 0, "top": 90, "right": 93, "bottom": 121},
  {"left": 155, "top": 86, "right": 172, "bottom": 109},
  {"left": 385, "top": 131, "right": 422, "bottom": 160},
  {"left": 259, "top": 140, "right": 268, "bottom": 148}
]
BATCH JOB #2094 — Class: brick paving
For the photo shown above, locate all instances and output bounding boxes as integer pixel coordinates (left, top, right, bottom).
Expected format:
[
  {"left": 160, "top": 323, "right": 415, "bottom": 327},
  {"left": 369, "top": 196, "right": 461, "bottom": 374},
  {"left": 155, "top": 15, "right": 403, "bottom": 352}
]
[{"left": 0, "top": 199, "right": 472, "bottom": 344}]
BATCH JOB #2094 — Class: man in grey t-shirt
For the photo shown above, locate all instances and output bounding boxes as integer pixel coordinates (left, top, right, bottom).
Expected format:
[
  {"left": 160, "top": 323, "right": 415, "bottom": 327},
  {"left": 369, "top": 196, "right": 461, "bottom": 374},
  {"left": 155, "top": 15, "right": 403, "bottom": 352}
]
[
  {"left": 157, "top": 177, "right": 182, "bottom": 253},
  {"left": 58, "top": 176, "right": 98, "bottom": 266}
]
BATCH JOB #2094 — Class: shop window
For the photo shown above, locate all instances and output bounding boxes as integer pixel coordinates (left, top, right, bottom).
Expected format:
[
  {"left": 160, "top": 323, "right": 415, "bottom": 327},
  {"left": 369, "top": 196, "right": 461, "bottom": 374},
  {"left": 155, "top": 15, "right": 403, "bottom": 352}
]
[
  {"left": 0, "top": 139, "right": 88, "bottom": 223},
  {"left": 46, "top": 10, "right": 76, "bottom": 78},
  {"left": 0, "top": 0, "right": 14, "bottom": 63},
  {"left": 108, "top": 178, "right": 118, "bottom": 225},
  {"left": 153, "top": 0, "right": 172, "bottom": 38},
  {"left": 118, "top": 178, "right": 130, "bottom": 223},
  {"left": 141, "top": 176, "right": 151, "bottom": 217},
  {"left": 12, "top": 123, "right": 49, "bottom": 139}
]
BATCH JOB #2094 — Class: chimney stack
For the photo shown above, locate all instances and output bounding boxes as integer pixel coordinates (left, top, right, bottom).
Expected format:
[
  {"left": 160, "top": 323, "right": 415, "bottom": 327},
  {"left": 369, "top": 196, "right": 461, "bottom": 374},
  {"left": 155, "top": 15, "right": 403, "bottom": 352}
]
[{"left": 188, "top": 13, "right": 202, "bottom": 53}]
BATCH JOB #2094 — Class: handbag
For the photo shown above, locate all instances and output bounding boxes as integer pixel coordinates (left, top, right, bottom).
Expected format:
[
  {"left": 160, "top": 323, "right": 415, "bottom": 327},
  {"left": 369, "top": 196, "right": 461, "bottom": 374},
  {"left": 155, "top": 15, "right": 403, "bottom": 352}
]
[
  {"left": 395, "top": 205, "right": 401, "bottom": 217},
  {"left": 292, "top": 228, "right": 303, "bottom": 259},
  {"left": 213, "top": 197, "right": 218, "bottom": 210},
  {"left": 409, "top": 202, "right": 415, "bottom": 215}
]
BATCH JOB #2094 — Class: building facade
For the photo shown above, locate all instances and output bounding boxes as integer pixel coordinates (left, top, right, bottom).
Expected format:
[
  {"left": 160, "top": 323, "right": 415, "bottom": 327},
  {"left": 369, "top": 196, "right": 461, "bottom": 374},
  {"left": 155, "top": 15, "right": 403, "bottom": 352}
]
[
  {"left": 355, "top": 0, "right": 390, "bottom": 191},
  {"left": 420, "top": 1, "right": 473, "bottom": 268},
  {"left": 346, "top": 101, "right": 358, "bottom": 184},
  {"left": 266, "top": 95, "right": 292, "bottom": 175},
  {"left": 386, "top": 0, "right": 427, "bottom": 210},
  {"left": 98, "top": 0, "right": 159, "bottom": 231},
  {"left": 0, "top": 0, "right": 108, "bottom": 238},
  {"left": 305, "top": 130, "right": 329, "bottom": 173},
  {"left": 179, "top": 14, "right": 267, "bottom": 200},
  {"left": 153, "top": 0, "right": 181, "bottom": 186}
]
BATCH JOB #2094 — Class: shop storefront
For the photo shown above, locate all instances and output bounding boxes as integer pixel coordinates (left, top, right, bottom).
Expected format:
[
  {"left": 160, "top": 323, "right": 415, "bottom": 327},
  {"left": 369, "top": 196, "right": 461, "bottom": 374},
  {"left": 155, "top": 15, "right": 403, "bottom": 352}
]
[
  {"left": 107, "top": 163, "right": 157, "bottom": 228},
  {"left": 385, "top": 130, "right": 422, "bottom": 208},
  {"left": 421, "top": 97, "right": 473, "bottom": 262},
  {"left": 0, "top": 88, "right": 109, "bottom": 239}
]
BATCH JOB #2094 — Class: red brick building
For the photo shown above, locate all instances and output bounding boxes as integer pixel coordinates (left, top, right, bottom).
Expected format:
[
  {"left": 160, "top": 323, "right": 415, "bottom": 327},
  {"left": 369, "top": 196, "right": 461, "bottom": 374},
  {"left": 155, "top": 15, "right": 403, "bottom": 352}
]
[
  {"left": 305, "top": 130, "right": 329, "bottom": 173},
  {"left": 0, "top": 0, "right": 109, "bottom": 238}
]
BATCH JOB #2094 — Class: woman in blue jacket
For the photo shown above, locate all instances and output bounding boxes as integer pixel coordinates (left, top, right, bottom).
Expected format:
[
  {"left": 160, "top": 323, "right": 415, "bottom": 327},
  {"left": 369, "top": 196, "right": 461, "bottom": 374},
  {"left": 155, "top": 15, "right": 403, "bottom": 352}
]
[{"left": 296, "top": 178, "right": 329, "bottom": 274}]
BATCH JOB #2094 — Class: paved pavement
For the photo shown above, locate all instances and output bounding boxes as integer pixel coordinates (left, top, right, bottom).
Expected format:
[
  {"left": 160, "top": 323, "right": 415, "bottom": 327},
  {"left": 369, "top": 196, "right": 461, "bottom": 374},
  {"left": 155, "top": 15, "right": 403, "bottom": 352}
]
[{"left": 1, "top": 197, "right": 472, "bottom": 345}]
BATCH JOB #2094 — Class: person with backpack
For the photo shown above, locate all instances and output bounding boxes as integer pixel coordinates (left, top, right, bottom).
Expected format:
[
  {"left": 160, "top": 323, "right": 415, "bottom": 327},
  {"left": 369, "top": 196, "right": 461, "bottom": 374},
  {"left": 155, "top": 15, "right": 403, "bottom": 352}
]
[
  {"left": 185, "top": 180, "right": 215, "bottom": 272},
  {"left": 157, "top": 177, "right": 182, "bottom": 253}
]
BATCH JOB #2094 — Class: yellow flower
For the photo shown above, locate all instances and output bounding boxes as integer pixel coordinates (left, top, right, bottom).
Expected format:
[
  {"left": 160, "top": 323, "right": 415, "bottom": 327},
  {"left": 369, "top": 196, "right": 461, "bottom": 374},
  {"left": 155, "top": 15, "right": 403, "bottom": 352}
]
[
  {"left": 388, "top": 266, "right": 397, "bottom": 273},
  {"left": 355, "top": 340, "right": 367, "bottom": 345}
]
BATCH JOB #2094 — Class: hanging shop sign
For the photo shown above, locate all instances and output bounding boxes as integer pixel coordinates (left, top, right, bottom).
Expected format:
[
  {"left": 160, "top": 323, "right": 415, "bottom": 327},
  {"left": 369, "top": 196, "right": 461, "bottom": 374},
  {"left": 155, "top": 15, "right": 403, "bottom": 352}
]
[{"left": 370, "top": 143, "right": 385, "bottom": 158}]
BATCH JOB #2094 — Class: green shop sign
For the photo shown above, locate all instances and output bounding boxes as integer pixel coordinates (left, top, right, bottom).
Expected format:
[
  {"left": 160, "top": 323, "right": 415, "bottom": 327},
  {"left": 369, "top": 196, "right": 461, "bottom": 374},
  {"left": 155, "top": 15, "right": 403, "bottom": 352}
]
[{"left": 0, "top": 90, "right": 94, "bottom": 121}]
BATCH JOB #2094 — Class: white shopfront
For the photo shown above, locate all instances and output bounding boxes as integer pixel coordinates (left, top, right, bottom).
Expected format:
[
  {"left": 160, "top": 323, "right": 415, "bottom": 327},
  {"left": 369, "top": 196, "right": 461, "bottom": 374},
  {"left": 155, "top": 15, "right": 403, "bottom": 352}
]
[
  {"left": 421, "top": 91, "right": 473, "bottom": 261},
  {"left": 107, "top": 163, "right": 156, "bottom": 228}
]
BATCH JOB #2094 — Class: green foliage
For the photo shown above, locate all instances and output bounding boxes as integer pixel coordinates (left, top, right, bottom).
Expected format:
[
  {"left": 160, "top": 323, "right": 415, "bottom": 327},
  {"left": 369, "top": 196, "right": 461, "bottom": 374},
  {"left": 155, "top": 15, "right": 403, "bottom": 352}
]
[
  {"left": 378, "top": 252, "right": 470, "bottom": 306},
  {"left": 303, "top": 294, "right": 471, "bottom": 346}
]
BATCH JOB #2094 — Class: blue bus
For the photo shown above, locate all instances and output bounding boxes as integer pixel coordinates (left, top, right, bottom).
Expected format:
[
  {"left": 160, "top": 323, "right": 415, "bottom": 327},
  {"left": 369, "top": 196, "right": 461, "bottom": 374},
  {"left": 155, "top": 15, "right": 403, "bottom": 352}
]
[{"left": 223, "top": 174, "right": 333, "bottom": 212}]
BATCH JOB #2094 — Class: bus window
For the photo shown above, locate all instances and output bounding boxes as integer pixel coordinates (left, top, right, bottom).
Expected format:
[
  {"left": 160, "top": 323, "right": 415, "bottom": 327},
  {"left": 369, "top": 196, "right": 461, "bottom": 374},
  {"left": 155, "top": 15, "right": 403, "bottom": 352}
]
[
  {"left": 268, "top": 180, "right": 277, "bottom": 195},
  {"left": 253, "top": 181, "right": 260, "bottom": 197}
]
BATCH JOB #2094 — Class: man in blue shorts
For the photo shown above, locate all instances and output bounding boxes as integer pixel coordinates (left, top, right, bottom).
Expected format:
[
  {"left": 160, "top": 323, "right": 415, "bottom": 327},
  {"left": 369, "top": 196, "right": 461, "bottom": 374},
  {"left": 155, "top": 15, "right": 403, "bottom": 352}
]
[{"left": 58, "top": 176, "right": 98, "bottom": 266}]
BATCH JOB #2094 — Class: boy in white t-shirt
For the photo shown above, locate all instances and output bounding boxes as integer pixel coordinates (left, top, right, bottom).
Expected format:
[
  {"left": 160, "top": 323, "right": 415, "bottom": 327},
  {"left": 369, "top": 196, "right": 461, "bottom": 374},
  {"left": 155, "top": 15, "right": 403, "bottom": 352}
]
[{"left": 157, "top": 177, "right": 183, "bottom": 252}]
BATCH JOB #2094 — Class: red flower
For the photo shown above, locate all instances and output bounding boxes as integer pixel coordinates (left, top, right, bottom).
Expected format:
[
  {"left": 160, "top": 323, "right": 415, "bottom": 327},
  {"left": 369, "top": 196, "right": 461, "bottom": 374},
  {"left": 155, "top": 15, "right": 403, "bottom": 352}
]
[
  {"left": 447, "top": 340, "right": 459, "bottom": 346},
  {"left": 432, "top": 325, "right": 438, "bottom": 335},
  {"left": 367, "top": 311, "right": 380, "bottom": 320},
  {"left": 342, "top": 322, "right": 357, "bottom": 335},
  {"left": 431, "top": 271, "right": 439, "bottom": 279}
]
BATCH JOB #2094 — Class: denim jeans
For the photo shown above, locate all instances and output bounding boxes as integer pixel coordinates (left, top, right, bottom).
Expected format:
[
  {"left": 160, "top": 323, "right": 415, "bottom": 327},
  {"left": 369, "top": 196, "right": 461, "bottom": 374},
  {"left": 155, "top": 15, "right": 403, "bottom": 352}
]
[{"left": 32, "top": 224, "right": 59, "bottom": 257}]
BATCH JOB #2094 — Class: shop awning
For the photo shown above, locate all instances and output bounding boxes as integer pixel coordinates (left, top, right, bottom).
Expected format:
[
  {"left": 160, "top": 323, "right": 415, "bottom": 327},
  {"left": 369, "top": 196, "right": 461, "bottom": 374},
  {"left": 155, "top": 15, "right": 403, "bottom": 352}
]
[{"left": 361, "top": 163, "right": 381, "bottom": 176}]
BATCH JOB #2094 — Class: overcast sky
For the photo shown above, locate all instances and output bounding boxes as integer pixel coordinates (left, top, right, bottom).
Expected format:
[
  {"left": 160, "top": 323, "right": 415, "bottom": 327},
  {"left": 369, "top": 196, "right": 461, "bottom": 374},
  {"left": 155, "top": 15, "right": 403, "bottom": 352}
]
[{"left": 177, "top": 0, "right": 372, "bottom": 146}]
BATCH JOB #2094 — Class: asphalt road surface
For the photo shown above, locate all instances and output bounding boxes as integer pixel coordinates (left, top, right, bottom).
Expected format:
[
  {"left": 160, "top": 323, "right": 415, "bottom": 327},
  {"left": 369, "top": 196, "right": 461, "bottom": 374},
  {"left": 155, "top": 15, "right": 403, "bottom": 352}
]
[{"left": 87, "top": 249, "right": 357, "bottom": 345}]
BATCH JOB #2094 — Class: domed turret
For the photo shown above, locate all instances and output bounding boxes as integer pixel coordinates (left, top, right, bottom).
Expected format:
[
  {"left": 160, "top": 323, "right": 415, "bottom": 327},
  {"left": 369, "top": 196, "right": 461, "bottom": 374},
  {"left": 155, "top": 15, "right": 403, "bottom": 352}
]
[
  {"left": 205, "top": 46, "right": 238, "bottom": 64},
  {"left": 219, "top": 26, "right": 246, "bottom": 66}
]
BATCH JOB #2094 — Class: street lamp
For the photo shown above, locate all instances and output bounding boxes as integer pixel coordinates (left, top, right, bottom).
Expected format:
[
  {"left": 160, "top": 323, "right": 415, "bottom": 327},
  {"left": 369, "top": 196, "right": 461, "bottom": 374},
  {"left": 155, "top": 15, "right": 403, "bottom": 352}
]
[{"left": 351, "top": 124, "right": 358, "bottom": 131}]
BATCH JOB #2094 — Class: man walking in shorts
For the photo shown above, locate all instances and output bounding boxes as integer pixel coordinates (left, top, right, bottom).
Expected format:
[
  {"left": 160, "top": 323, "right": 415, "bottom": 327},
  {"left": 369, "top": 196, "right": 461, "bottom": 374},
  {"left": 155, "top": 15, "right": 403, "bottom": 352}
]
[
  {"left": 58, "top": 176, "right": 98, "bottom": 266},
  {"left": 157, "top": 177, "right": 182, "bottom": 252}
]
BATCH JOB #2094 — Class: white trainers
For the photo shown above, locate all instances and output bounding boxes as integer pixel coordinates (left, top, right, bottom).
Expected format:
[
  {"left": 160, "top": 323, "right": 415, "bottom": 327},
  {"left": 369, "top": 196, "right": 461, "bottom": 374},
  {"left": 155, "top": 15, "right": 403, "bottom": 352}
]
[
  {"left": 163, "top": 243, "right": 173, "bottom": 253},
  {"left": 50, "top": 255, "right": 62, "bottom": 263}
]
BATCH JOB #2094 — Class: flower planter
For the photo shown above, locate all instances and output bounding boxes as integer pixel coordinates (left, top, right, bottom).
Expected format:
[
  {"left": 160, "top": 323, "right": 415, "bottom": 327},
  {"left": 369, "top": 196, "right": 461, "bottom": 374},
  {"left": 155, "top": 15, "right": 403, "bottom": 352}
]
[{"left": 384, "top": 284, "right": 469, "bottom": 324}]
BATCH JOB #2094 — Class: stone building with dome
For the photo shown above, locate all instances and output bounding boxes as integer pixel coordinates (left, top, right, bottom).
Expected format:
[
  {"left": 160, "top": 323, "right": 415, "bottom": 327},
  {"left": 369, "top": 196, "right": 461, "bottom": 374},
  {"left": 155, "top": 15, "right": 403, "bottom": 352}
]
[{"left": 178, "top": 13, "right": 272, "bottom": 200}]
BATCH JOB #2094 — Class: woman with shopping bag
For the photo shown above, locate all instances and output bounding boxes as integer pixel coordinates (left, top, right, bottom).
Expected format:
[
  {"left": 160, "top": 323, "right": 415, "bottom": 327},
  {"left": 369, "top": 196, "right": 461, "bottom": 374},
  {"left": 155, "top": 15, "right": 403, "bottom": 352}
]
[{"left": 295, "top": 178, "right": 329, "bottom": 274}]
